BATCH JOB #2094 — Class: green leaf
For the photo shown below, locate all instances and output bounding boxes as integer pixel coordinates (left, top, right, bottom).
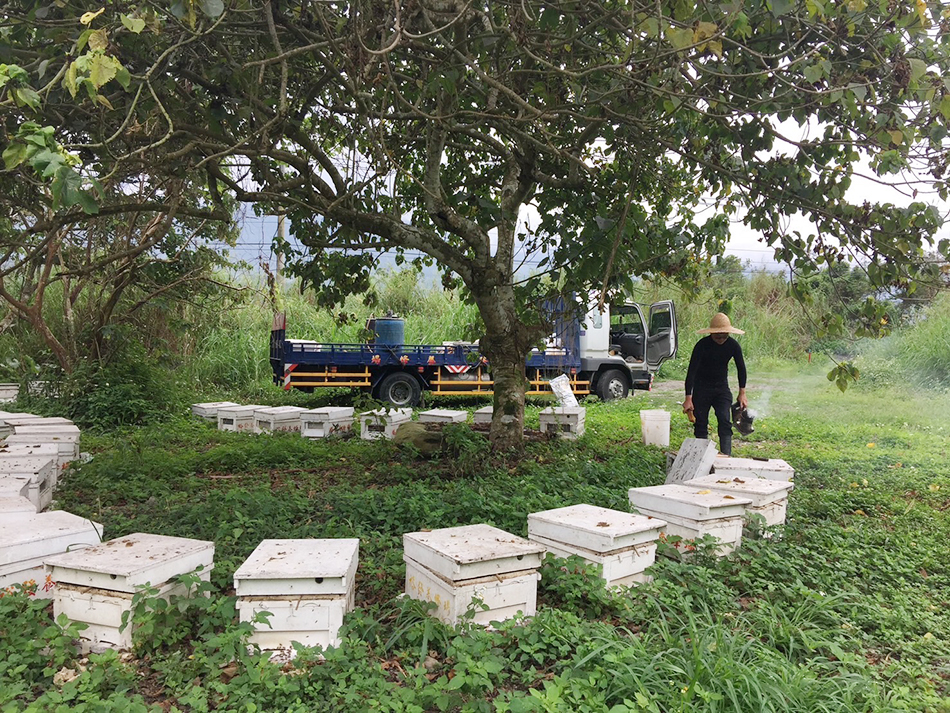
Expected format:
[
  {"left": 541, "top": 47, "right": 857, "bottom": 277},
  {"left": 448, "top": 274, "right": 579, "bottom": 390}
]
[
  {"left": 908, "top": 58, "right": 927, "bottom": 83},
  {"left": 667, "top": 27, "right": 693, "bottom": 51},
  {"left": 88, "top": 54, "right": 119, "bottom": 89},
  {"left": 76, "top": 190, "right": 100, "bottom": 215},
  {"left": 770, "top": 0, "right": 794, "bottom": 16},
  {"left": 13, "top": 86, "right": 41, "bottom": 109},
  {"left": 2, "top": 142, "right": 28, "bottom": 170},
  {"left": 120, "top": 13, "right": 146, "bottom": 33},
  {"left": 88, "top": 28, "right": 109, "bottom": 51},
  {"left": 63, "top": 61, "right": 79, "bottom": 98},
  {"left": 198, "top": 0, "right": 223, "bottom": 18}
]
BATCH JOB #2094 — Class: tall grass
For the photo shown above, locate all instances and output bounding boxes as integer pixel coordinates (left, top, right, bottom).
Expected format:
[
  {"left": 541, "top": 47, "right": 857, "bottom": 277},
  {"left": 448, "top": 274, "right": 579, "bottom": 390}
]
[{"left": 855, "top": 291, "right": 950, "bottom": 390}]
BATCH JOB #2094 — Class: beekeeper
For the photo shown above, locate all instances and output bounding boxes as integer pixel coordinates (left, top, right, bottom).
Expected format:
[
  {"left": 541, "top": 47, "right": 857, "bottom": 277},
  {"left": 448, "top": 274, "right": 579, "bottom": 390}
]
[{"left": 682, "top": 312, "right": 748, "bottom": 456}]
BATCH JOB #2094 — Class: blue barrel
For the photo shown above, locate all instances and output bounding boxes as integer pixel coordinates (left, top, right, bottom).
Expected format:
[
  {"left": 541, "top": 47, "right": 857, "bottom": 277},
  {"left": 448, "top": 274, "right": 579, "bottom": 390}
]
[{"left": 374, "top": 318, "right": 405, "bottom": 347}]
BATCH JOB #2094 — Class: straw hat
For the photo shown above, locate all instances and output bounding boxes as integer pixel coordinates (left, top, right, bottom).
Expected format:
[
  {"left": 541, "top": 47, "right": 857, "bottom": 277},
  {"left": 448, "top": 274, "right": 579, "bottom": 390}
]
[{"left": 697, "top": 312, "right": 745, "bottom": 335}]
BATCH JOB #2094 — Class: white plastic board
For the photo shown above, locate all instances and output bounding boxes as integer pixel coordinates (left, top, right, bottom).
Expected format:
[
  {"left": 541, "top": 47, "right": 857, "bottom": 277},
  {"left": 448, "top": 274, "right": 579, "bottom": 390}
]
[{"left": 666, "top": 438, "right": 719, "bottom": 484}]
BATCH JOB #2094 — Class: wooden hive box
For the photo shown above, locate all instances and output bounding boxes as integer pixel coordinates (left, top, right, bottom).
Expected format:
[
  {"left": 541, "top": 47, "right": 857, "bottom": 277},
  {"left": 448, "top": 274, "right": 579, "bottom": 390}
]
[
  {"left": 234, "top": 538, "right": 359, "bottom": 653},
  {"left": 216, "top": 405, "right": 268, "bottom": 432},
  {"left": 682, "top": 474, "right": 794, "bottom": 528},
  {"left": 538, "top": 407, "right": 586, "bottom": 439},
  {"left": 191, "top": 402, "right": 240, "bottom": 421},
  {"left": 45, "top": 533, "right": 214, "bottom": 652},
  {"left": 299, "top": 407, "right": 355, "bottom": 439},
  {"left": 528, "top": 504, "right": 667, "bottom": 587},
  {"left": 254, "top": 406, "right": 308, "bottom": 434},
  {"left": 403, "top": 524, "right": 545, "bottom": 626},
  {"left": 628, "top": 484, "right": 752, "bottom": 555},
  {"left": 359, "top": 408, "right": 412, "bottom": 440}
]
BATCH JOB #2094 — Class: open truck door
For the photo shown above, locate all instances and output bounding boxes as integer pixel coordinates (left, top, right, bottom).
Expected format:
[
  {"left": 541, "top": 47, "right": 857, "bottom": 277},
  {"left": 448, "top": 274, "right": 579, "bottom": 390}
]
[{"left": 645, "top": 300, "right": 677, "bottom": 369}]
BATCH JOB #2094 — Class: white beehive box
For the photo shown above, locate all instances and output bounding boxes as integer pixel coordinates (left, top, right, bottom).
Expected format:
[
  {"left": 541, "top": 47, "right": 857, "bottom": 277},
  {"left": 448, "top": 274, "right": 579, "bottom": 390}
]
[
  {"left": 45, "top": 533, "right": 214, "bottom": 652},
  {"left": 0, "top": 469, "right": 52, "bottom": 511},
  {"left": 191, "top": 401, "right": 240, "bottom": 421},
  {"left": 403, "top": 524, "right": 545, "bottom": 626},
  {"left": 473, "top": 406, "right": 493, "bottom": 425},
  {"left": 683, "top": 474, "right": 794, "bottom": 528},
  {"left": 418, "top": 409, "right": 468, "bottom": 424},
  {"left": 3, "top": 435, "right": 77, "bottom": 468},
  {"left": 234, "top": 539, "right": 359, "bottom": 652},
  {"left": 299, "top": 407, "right": 355, "bottom": 439},
  {"left": 359, "top": 408, "right": 412, "bottom": 440},
  {"left": 539, "top": 407, "right": 586, "bottom": 439},
  {"left": 0, "top": 455, "right": 56, "bottom": 492},
  {"left": 217, "top": 404, "right": 268, "bottom": 432},
  {"left": 629, "top": 484, "right": 753, "bottom": 555},
  {"left": 254, "top": 406, "right": 307, "bottom": 434},
  {"left": 527, "top": 504, "right": 667, "bottom": 587},
  {"left": 0, "top": 384, "right": 18, "bottom": 403},
  {"left": 0, "top": 511, "right": 102, "bottom": 599},
  {"left": 711, "top": 456, "right": 795, "bottom": 481}
]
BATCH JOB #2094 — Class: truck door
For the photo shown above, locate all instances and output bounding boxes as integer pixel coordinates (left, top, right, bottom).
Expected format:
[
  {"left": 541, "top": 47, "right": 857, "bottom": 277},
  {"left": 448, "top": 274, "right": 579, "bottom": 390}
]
[{"left": 645, "top": 300, "right": 677, "bottom": 369}]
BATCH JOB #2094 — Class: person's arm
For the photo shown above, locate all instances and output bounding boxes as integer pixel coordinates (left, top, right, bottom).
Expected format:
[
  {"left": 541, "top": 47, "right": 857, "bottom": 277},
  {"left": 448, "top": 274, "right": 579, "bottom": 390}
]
[
  {"left": 683, "top": 341, "right": 701, "bottom": 413},
  {"left": 734, "top": 341, "right": 748, "bottom": 409}
]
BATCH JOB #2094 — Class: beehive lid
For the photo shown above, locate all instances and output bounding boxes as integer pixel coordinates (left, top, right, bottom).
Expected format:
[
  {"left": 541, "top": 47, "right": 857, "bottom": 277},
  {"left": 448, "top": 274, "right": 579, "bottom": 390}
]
[
  {"left": 0, "top": 456, "right": 55, "bottom": 477},
  {"left": 234, "top": 539, "right": 359, "bottom": 596},
  {"left": 629, "top": 484, "right": 752, "bottom": 521},
  {"left": 192, "top": 401, "right": 240, "bottom": 414},
  {"left": 217, "top": 404, "right": 267, "bottom": 417},
  {"left": 362, "top": 408, "right": 412, "bottom": 419},
  {"left": 683, "top": 474, "right": 793, "bottom": 507},
  {"left": 0, "top": 443, "right": 59, "bottom": 459},
  {"left": 14, "top": 424, "right": 80, "bottom": 435},
  {"left": 712, "top": 457, "right": 795, "bottom": 480},
  {"left": 256, "top": 406, "right": 307, "bottom": 418},
  {"left": 404, "top": 524, "right": 545, "bottom": 582},
  {"left": 1, "top": 416, "right": 73, "bottom": 427},
  {"left": 418, "top": 409, "right": 468, "bottom": 422},
  {"left": 539, "top": 407, "right": 586, "bottom": 417},
  {"left": 0, "top": 475, "right": 30, "bottom": 498},
  {"left": 528, "top": 504, "right": 666, "bottom": 553},
  {"left": 45, "top": 533, "right": 214, "bottom": 592},
  {"left": 0, "top": 495, "right": 35, "bottom": 514},
  {"left": 301, "top": 407, "right": 354, "bottom": 420},
  {"left": 0, "top": 512, "right": 102, "bottom": 567}
]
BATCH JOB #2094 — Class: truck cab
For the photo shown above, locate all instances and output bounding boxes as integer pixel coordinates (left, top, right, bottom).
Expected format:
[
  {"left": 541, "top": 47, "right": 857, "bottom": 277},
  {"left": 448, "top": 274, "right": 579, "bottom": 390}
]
[{"left": 578, "top": 300, "right": 677, "bottom": 400}]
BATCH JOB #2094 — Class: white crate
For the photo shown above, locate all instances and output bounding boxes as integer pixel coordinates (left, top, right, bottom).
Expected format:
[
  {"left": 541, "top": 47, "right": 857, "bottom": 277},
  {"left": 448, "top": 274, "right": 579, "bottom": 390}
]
[
  {"left": 404, "top": 557, "right": 539, "bottom": 626},
  {"left": 217, "top": 405, "right": 268, "bottom": 432},
  {"left": 54, "top": 570, "right": 212, "bottom": 652},
  {"left": 0, "top": 562, "right": 56, "bottom": 599},
  {"left": 45, "top": 533, "right": 214, "bottom": 593},
  {"left": 0, "top": 511, "right": 102, "bottom": 571},
  {"left": 0, "top": 384, "right": 18, "bottom": 403},
  {"left": 711, "top": 456, "right": 795, "bottom": 482},
  {"left": 299, "top": 408, "right": 355, "bottom": 439},
  {"left": 254, "top": 406, "right": 308, "bottom": 434},
  {"left": 539, "top": 407, "right": 586, "bottom": 439},
  {"left": 237, "top": 597, "right": 349, "bottom": 651},
  {"left": 683, "top": 474, "right": 793, "bottom": 528},
  {"left": 359, "top": 408, "right": 412, "bottom": 440},
  {"left": 0, "top": 470, "right": 52, "bottom": 511},
  {"left": 473, "top": 406, "right": 493, "bottom": 425},
  {"left": 404, "top": 524, "right": 545, "bottom": 582},
  {"left": 191, "top": 402, "right": 240, "bottom": 421},
  {"left": 418, "top": 409, "right": 468, "bottom": 424}
]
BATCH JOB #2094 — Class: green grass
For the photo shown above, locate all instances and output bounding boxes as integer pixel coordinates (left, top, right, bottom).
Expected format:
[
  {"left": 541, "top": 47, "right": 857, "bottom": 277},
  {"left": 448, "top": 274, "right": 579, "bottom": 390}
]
[{"left": 4, "top": 362, "right": 950, "bottom": 711}]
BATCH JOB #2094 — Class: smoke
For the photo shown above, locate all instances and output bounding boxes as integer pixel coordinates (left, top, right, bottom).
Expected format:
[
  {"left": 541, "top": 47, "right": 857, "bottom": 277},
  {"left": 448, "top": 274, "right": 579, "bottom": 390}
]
[{"left": 749, "top": 387, "right": 772, "bottom": 419}]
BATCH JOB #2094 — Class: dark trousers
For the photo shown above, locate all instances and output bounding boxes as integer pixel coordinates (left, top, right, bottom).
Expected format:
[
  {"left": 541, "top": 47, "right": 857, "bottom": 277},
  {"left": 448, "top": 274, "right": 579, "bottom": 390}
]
[{"left": 692, "top": 384, "right": 733, "bottom": 455}]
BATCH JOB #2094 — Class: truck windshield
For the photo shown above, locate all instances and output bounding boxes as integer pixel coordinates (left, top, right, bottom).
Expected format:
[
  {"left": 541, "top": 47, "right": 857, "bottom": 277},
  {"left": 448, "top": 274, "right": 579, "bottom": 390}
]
[{"left": 610, "top": 306, "right": 643, "bottom": 334}]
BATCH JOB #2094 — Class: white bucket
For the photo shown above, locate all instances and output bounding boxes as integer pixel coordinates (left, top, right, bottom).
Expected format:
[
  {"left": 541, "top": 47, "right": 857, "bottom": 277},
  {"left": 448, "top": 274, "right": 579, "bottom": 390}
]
[{"left": 639, "top": 409, "right": 671, "bottom": 447}]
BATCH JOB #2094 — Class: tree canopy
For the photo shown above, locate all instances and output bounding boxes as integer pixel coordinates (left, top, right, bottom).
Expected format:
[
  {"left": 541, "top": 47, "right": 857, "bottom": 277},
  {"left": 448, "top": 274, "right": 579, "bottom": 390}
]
[{"left": 2, "top": 0, "right": 949, "bottom": 445}]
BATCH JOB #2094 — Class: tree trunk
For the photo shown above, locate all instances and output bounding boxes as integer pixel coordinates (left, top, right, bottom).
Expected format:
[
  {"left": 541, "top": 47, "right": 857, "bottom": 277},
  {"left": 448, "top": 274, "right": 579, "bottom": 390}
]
[{"left": 473, "top": 279, "right": 536, "bottom": 450}]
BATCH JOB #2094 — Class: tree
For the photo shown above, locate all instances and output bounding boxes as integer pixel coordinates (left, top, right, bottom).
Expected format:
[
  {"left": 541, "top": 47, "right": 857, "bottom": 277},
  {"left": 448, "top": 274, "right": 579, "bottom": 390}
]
[{"left": 3, "top": 0, "right": 949, "bottom": 447}]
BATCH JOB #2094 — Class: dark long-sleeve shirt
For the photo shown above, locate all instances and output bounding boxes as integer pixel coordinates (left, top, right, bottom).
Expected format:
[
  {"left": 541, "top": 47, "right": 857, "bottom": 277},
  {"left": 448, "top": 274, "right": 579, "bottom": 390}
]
[{"left": 685, "top": 336, "right": 746, "bottom": 396}]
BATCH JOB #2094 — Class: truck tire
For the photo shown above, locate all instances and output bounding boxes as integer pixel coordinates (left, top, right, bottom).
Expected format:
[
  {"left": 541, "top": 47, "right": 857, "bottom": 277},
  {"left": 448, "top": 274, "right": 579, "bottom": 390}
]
[
  {"left": 596, "top": 368, "right": 630, "bottom": 401},
  {"left": 377, "top": 372, "right": 422, "bottom": 408}
]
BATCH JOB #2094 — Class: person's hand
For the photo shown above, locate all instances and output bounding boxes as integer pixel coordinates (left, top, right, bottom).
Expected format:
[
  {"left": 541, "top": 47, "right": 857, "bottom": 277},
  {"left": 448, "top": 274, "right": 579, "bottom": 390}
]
[
  {"left": 738, "top": 389, "right": 748, "bottom": 410},
  {"left": 683, "top": 395, "right": 693, "bottom": 414}
]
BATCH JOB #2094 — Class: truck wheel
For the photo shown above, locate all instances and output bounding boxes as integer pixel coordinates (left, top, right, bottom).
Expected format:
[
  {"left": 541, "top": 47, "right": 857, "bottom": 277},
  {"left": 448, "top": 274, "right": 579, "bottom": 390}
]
[
  {"left": 377, "top": 372, "right": 422, "bottom": 408},
  {"left": 596, "top": 368, "right": 630, "bottom": 401}
]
